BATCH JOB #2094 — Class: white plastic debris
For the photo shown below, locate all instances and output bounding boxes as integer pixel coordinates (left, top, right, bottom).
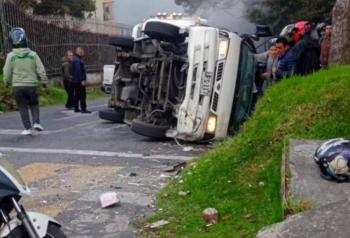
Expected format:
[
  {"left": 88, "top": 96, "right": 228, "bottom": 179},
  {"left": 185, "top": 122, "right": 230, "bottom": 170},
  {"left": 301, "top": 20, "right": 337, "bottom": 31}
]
[
  {"left": 149, "top": 220, "right": 169, "bottom": 229},
  {"left": 203, "top": 208, "right": 219, "bottom": 224},
  {"left": 100, "top": 192, "right": 120, "bottom": 208},
  {"left": 183, "top": 146, "right": 193, "bottom": 152},
  {"left": 259, "top": 181, "right": 265, "bottom": 187}
]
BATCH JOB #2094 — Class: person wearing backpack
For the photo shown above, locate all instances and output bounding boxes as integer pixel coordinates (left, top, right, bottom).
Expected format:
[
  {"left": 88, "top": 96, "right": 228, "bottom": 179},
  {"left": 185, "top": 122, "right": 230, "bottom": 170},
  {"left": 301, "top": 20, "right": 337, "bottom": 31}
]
[{"left": 3, "top": 27, "right": 48, "bottom": 136}]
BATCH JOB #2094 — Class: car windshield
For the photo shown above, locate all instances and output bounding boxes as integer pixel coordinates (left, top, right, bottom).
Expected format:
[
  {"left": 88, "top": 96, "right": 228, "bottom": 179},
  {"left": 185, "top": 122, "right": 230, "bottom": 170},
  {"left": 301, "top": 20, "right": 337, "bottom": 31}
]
[{"left": 0, "top": 159, "right": 26, "bottom": 188}]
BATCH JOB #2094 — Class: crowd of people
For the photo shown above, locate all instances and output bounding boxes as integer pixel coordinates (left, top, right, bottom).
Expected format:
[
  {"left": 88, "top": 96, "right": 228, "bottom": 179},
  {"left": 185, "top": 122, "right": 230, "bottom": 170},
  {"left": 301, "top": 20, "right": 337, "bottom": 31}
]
[
  {"left": 2, "top": 27, "right": 90, "bottom": 136},
  {"left": 254, "top": 21, "right": 333, "bottom": 95}
]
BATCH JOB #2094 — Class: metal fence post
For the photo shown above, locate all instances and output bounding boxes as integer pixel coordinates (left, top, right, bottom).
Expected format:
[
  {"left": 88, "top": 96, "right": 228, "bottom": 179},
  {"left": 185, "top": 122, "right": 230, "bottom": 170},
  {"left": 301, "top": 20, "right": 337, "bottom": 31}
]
[{"left": 0, "top": 0, "right": 9, "bottom": 55}]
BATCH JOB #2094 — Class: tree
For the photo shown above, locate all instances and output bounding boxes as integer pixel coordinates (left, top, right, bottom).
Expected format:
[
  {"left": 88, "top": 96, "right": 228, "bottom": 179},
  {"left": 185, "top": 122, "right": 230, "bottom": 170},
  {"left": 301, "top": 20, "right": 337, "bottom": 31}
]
[
  {"left": 11, "top": 0, "right": 35, "bottom": 9},
  {"left": 33, "top": 0, "right": 95, "bottom": 18},
  {"left": 245, "top": 0, "right": 336, "bottom": 33},
  {"left": 329, "top": 0, "right": 350, "bottom": 64}
]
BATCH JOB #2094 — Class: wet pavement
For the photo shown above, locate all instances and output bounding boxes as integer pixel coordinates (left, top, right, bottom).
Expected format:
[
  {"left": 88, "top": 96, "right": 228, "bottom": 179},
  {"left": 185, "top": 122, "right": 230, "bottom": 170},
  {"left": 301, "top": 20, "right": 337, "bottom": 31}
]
[{"left": 0, "top": 100, "right": 209, "bottom": 237}]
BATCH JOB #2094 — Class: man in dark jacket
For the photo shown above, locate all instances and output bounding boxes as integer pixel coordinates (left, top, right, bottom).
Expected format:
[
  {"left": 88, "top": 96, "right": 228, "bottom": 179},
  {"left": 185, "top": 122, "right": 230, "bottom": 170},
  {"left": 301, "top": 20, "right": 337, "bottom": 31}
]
[
  {"left": 291, "top": 22, "right": 321, "bottom": 75},
  {"left": 62, "top": 50, "right": 74, "bottom": 109},
  {"left": 273, "top": 37, "right": 297, "bottom": 80},
  {"left": 71, "top": 47, "right": 91, "bottom": 113}
]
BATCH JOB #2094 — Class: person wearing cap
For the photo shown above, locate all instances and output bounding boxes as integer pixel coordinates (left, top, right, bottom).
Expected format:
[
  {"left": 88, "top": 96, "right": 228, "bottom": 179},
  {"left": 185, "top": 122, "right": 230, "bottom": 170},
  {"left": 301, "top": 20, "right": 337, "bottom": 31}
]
[{"left": 3, "top": 27, "right": 48, "bottom": 136}]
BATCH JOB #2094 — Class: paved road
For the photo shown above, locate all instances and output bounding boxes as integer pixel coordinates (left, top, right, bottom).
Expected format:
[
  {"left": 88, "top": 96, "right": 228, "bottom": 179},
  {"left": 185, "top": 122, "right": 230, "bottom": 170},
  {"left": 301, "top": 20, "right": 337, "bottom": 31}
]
[{"left": 0, "top": 100, "right": 209, "bottom": 237}]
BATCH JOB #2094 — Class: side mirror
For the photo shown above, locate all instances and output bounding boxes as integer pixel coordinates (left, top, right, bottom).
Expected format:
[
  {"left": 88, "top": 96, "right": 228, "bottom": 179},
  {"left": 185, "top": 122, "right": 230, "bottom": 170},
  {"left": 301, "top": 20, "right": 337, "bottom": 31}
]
[
  {"left": 255, "top": 25, "right": 272, "bottom": 37},
  {"left": 250, "top": 34, "right": 260, "bottom": 41}
]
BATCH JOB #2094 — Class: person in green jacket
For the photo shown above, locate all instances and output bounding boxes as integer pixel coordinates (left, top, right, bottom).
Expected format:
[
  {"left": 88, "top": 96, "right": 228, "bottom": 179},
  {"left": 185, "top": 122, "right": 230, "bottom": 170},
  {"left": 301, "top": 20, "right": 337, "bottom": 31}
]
[{"left": 3, "top": 27, "right": 48, "bottom": 136}]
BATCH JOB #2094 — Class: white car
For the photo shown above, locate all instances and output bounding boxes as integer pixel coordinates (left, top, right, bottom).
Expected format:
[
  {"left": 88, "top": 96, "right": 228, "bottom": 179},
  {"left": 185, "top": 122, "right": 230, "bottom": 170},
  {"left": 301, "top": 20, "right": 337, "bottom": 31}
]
[{"left": 100, "top": 13, "right": 263, "bottom": 141}]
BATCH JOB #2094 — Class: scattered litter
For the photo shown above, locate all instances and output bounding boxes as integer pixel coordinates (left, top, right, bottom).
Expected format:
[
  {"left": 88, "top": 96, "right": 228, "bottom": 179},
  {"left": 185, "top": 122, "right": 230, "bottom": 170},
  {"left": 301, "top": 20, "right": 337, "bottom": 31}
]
[
  {"left": 178, "top": 191, "right": 191, "bottom": 197},
  {"left": 127, "top": 172, "right": 137, "bottom": 177},
  {"left": 161, "top": 193, "right": 170, "bottom": 199},
  {"left": 149, "top": 220, "right": 169, "bottom": 229},
  {"left": 244, "top": 213, "right": 252, "bottom": 219},
  {"left": 160, "top": 174, "right": 172, "bottom": 178},
  {"left": 128, "top": 182, "right": 145, "bottom": 187},
  {"left": 227, "top": 180, "right": 232, "bottom": 184},
  {"left": 100, "top": 192, "right": 120, "bottom": 208},
  {"left": 41, "top": 200, "right": 48, "bottom": 204},
  {"left": 259, "top": 181, "right": 265, "bottom": 187},
  {"left": 110, "top": 185, "right": 122, "bottom": 190},
  {"left": 203, "top": 208, "right": 219, "bottom": 224},
  {"left": 183, "top": 146, "right": 193, "bottom": 152},
  {"left": 163, "top": 162, "right": 186, "bottom": 174}
]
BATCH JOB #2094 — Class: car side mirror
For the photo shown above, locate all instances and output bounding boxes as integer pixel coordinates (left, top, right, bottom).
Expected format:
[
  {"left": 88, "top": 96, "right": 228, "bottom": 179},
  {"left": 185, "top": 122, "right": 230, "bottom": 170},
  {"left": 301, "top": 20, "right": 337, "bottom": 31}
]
[{"left": 255, "top": 25, "right": 272, "bottom": 37}]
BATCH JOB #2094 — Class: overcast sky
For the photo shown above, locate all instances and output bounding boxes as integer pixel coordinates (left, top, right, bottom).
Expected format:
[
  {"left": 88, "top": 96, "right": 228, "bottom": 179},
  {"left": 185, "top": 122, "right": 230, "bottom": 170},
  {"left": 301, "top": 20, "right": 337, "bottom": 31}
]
[
  {"left": 113, "top": 0, "right": 183, "bottom": 25},
  {"left": 113, "top": 0, "right": 254, "bottom": 34}
]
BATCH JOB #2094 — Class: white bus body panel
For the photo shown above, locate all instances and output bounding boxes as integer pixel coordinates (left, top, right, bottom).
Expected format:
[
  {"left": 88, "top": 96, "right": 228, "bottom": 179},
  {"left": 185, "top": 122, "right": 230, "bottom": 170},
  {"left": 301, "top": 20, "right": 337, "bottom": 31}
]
[
  {"left": 213, "top": 33, "right": 242, "bottom": 139},
  {"left": 175, "top": 27, "right": 218, "bottom": 141}
]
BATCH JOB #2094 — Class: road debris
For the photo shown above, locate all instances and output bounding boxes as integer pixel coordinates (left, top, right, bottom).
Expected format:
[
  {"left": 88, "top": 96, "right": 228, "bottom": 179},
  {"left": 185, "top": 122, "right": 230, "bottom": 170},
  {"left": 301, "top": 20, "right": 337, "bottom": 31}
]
[
  {"left": 148, "top": 220, "right": 170, "bottom": 229},
  {"left": 100, "top": 192, "right": 120, "bottom": 208},
  {"left": 163, "top": 161, "right": 186, "bottom": 174},
  {"left": 127, "top": 172, "right": 137, "bottom": 177},
  {"left": 203, "top": 208, "right": 220, "bottom": 224},
  {"left": 178, "top": 191, "right": 191, "bottom": 197},
  {"left": 183, "top": 146, "right": 193, "bottom": 152},
  {"left": 160, "top": 174, "right": 172, "bottom": 178}
]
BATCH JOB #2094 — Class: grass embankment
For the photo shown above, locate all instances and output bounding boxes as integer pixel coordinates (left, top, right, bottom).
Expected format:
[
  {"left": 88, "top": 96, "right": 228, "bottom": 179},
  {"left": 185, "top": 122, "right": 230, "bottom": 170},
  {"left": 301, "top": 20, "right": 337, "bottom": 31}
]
[
  {"left": 0, "top": 75, "right": 107, "bottom": 112},
  {"left": 144, "top": 66, "right": 350, "bottom": 238}
]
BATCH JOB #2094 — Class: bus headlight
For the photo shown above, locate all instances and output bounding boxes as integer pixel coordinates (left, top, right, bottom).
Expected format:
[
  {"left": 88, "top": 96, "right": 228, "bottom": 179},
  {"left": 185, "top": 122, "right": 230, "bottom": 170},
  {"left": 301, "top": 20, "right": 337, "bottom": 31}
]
[
  {"left": 206, "top": 115, "right": 217, "bottom": 134},
  {"left": 218, "top": 38, "right": 229, "bottom": 60}
]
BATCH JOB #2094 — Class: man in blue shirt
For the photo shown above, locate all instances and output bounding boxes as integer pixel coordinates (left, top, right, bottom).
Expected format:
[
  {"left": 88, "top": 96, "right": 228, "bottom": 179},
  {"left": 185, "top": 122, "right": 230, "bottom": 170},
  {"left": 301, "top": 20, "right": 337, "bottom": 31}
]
[
  {"left": 71, "top": 47, "right": 91, "bottom": 113},
  {"left": 273, "top": 36, "right": 297, "bottom": 80}
]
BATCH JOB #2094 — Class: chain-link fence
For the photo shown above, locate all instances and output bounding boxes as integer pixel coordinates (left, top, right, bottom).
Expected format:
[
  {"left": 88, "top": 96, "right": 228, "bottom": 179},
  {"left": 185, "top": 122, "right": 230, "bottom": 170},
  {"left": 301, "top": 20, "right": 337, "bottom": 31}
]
[{"left": 0, "top": 0, "right": 131, "bottom": 76}]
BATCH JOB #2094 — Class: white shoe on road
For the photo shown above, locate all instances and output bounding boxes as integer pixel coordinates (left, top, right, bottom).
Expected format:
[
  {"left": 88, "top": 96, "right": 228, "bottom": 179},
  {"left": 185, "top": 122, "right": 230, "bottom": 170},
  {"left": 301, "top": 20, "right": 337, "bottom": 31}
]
[
  {"left": 21, "top": 129, "right": 33, "bottom": 136},
  {"left": 33, "top": 123, "right": 44, "bottom": 131}
]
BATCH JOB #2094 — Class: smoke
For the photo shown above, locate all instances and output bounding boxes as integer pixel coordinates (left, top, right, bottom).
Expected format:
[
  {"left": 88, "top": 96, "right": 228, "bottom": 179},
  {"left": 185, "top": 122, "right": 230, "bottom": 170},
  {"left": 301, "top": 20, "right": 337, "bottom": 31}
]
[
  {"left": 174, "top": 0, "right": 255, "bottom": 33},
  {"left": 113, "top": 0, "right": 254, "bottom": 34}
]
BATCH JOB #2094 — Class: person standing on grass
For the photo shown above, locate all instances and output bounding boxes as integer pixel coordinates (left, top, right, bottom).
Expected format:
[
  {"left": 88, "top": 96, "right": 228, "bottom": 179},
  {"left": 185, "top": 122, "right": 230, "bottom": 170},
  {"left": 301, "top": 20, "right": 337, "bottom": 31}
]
[
  {"left": 61, "top": 50, "right": 74, "bottom": 109},
  {"left": 71, "top": 47, "right": 91, "bottom": 113},
  {"left": 3, "top": 27, "right": 48, "bottom": 136},
  {"left": 320, "top": 25, "right": 332, "bottom": 68}
]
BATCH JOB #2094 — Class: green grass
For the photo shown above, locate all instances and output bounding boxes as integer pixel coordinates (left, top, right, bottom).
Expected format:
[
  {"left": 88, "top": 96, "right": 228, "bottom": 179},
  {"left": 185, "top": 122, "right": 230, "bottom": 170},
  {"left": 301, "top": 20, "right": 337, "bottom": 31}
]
[
  {"left": 0, "top": 75, "right": 107, "bottom": 112},
  {"left": 143, "top": 66, "right": 350, "bottom": 238}
]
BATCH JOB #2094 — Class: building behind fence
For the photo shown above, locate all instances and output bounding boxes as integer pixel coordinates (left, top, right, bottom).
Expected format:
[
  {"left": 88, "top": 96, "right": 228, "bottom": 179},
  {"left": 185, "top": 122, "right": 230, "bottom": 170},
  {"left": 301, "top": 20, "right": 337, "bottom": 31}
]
[{"left": 0, "top": 0, "right": 131, "bottom": 76}]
